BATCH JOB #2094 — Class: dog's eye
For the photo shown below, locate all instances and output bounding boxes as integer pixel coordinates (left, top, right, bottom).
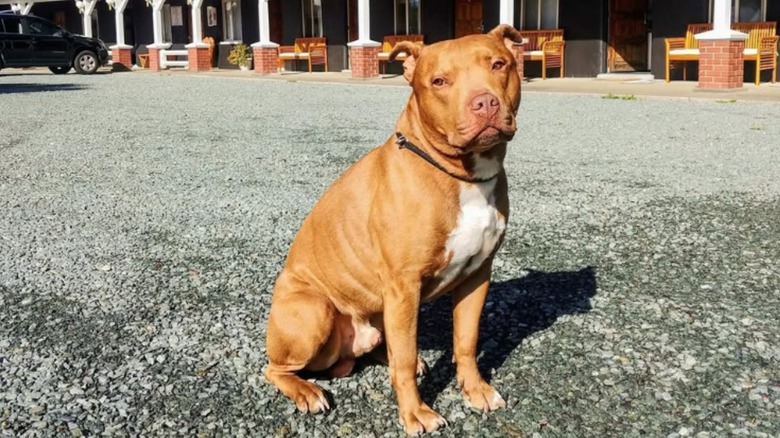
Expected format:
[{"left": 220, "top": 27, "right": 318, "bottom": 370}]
[
  {"left": 432, "top": 77, "right": 446, "bottom": 87},
  {"left": 492, "top": 60, "right": 506, "bottom": 71}
]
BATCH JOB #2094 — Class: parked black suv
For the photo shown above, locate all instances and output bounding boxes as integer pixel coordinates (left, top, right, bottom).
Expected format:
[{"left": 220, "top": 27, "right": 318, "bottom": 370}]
[{"left": 0, "top": 11, "right": 109, "bottom": 74}]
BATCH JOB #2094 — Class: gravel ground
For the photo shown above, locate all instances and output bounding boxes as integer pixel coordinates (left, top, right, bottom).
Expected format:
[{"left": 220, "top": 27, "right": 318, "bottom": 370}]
[{"left": 0, "top": 71, "right": 778, "bottom": 438}]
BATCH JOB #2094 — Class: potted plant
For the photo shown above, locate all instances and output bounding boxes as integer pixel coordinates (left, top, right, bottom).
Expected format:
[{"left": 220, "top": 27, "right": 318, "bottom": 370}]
[{"left": 228, "top": 43, "right": 252, "bottom": 71}]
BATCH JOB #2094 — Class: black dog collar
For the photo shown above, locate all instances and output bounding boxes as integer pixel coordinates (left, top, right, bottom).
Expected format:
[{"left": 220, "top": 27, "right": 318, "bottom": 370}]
[{"left": 395, "top": 132, "right": 498, "bottom": 183}]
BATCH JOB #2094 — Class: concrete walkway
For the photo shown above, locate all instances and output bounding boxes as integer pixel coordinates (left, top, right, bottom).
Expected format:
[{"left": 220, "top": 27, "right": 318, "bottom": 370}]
[
  {"left": 3, "top": 66, "right": 780, "bottom": 102},
  {"left": 180, "top": 69, "right": 780, "bottom": 102}
]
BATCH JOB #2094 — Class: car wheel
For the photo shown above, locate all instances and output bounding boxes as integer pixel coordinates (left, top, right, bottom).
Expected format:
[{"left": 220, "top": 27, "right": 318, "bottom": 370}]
[
  {"left": 74, "top": 50, "right": 99, "bottom": 74},
  {"left": 49, "top": 66, "right": 71, "bottom": 75}
]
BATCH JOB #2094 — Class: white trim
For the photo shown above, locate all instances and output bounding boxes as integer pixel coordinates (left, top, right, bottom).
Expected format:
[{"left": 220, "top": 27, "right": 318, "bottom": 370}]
[
  {"left": 709, "top": 0, "right": 767, "bottom": 22},
  {"left": 393, "top": 0, "right": 421, "bottom": 35},
  {"left": 498, "top": 0, "right": 513, "bottom": 26},
  {"left": 254, "top": 0, "right": 278, "bottom": 47},
  {"left": 222, "top": 0, "right": 242, "bottom": 41},
  {"left": 348, "top": 0, "right": 379, "bottom": 47},
  {"left": 518, "top": 0, "right": 559, "bottom": 30}
]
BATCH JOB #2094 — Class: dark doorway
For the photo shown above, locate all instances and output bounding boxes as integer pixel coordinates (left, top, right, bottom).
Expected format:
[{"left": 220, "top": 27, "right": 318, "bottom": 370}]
[
  {"left": 347, "top": 0, "right": 358, "bottom": 42},
  {"left": 608, "top": 0, "right": 649, "bottom": 71}
]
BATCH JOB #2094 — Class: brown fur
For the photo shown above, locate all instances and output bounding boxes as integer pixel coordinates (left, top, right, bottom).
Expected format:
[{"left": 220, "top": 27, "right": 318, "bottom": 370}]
[{"left": 264, "top": 25, "right": 524, "bottom": 434}]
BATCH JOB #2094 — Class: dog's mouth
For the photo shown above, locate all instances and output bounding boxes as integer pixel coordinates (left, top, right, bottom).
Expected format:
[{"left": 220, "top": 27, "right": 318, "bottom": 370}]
[{"left": 451, "top": 122, "right": 516, "bottom": 152}]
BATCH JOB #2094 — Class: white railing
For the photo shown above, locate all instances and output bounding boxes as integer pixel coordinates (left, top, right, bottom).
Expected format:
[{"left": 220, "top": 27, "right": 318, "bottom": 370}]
[{"left": 159, "top": 49, "right": 189, "bottom": 69}]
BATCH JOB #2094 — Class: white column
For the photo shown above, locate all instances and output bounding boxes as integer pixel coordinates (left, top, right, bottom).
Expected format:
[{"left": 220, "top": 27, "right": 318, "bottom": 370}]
[
  {"left": 80, "top": 0, "right": 97, "bottom": 38},
  {"left": 347, "top": 0, "right": 379, "bottom": 47},
  {"left": 251, "top": 0, "right": 278, "bottom": 48},
  {"left": 111, "top": 0, "right": 131, "bottom": 49},
  {"left": 498, "top": 0, "right": 514, "bottom": 26},
  {"left": 695, "top": 0, "right": 746, "bottom": 40},
  {"left": 712, "top": 0, "right": 731, "bottom": 33},
  {"left": 148, "top": 0, "right": 170, "bottom": 48},
  {"left": 185, "top": 0, "right": 208, "bottom": 48}
]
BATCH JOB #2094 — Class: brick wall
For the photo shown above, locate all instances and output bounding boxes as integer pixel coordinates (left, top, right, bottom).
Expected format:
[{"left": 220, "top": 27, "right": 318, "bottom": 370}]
[
  {"left": 253, "top": 47, "right": 279, "bottom": 75},
  {"left": 350, "top": 46, "right": 380, "bottom": 79},
  {"left": 111, "top": 47, "right": 132, "bottom": 72},
  {"left": 698, "top": 39, "right": 745, "bottom": 89},
  {"left": 511, "top": 43, "right": 525, "bottom": 81},
  {"left": 188, "top": 47, "right": 211, "bottom": 72},
  {"left": 148, "top": 48, "right": 161, "bottom": 72}
]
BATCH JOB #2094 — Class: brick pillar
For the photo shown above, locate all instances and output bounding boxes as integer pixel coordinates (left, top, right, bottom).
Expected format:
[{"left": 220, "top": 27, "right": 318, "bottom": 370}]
[
  {"left": 350, "top": 46, "right": 381, "bottom": 79},
  {"left": 111, "top": 46, "right": 132, "bottom": 72},
  {"left": 253, "top": 46, "right": 279, "bottom": 74},
  {"left": 187, "top": 46, "right": 211, "bottom": 72},
  {"left": 698, "top": 39, "right": 745, "bottom": 89},
  {"left": 511, "top": 42, "right": 525, "bottom": 81},
  {"left": 148, "top": 47, "right": 162, "bottom": 72}
]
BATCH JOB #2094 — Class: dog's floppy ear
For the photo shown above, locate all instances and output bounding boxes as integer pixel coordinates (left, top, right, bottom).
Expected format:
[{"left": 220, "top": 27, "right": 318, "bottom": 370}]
[
  {"left": 389, "top": 41, "right": 423, "bottom": 83},
  {"left": 489, "top": 24, "right": 525, "bottom": 52}
]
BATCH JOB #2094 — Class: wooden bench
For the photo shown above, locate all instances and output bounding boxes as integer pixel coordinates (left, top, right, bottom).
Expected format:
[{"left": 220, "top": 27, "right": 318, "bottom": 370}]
[
  {"left": 377, "top": 34, "right": 424, "bottom": 73},
  {"left": 665, "top": 22, "right": 778, "bottom": 85},
  {"left": 517, "top": 29, "right": 565, "bottom": 79},
  {"left": 278, "top": 37, "right": 328, "bottom": 73}
]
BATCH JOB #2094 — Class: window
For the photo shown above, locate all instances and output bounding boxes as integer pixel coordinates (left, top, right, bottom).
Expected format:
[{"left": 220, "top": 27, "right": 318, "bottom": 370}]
[
  {"left": 163, "top": 4, "right": 173, "bottom": 42},
  {"left": 709, "top": 0, "right": 766, "bottom": 22},
  {"left": 395, "top": 0, "right": 421, "bottom": 35},
  {"left": 302, "top": 0, "right": 322, "bottom": 37},
  {"left": 517, "top": 0, "right": 559, "bottom": 30},
  {"left": 222, "top": 0, "right": 243, "bottom": 41},
  {"left": 26, "top": 18, "right": 61, "bottom": 36},
  {"left": 0, "top": 17, "right": 23, "bottom": 34}
]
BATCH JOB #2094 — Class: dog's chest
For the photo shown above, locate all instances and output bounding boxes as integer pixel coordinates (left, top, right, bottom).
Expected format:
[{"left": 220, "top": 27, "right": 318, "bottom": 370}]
[{"left": 432, "top": 180, "right": 505, "bottom": 295}]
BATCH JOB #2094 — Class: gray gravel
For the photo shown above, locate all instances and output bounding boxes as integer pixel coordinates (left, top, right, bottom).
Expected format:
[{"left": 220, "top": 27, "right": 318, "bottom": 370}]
[{"left": 1, "top": 71, "right": 779, "bottom": 437}]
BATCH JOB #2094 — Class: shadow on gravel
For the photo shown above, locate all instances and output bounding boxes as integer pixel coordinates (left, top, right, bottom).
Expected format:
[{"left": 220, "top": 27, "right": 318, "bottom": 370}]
[
  {"left": 416, "top": 267, "right": 598, "bottom": 407},
  {"left": 0, "top": 83, "right": 87, "bottom": 94}
]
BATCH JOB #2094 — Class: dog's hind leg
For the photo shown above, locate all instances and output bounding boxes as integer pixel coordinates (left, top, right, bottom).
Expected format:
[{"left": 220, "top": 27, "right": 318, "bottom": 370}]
[{"left": 265, "top": 284, "right": 338, "bottom": 414}]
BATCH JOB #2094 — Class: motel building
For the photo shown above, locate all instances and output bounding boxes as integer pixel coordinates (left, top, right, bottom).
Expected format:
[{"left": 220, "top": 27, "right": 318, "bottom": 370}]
[{"left": 0, "top": 0, "right": 777, "bottom": 89}]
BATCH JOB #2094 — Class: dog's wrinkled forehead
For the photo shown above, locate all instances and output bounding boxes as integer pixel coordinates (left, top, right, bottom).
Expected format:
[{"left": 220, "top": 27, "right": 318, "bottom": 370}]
[{"left": 413, "top": 35, "right": 511, "bottom": 79}]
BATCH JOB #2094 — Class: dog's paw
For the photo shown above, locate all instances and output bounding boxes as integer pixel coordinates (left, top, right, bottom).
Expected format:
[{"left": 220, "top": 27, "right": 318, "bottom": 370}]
[
  {"left": 462, "top": 382, "right": 506, "bottom": 413},
  {"left": 399, "top": 403, "right": 447, "bottom": 435},
  {"left": 291, "top": 380, "right": 330, "bottom": 414}
]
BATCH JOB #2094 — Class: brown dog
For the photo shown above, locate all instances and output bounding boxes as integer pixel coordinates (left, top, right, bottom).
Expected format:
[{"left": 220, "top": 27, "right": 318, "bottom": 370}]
[{"left": 264, "top": 24, "right": 524, "bottom": 434}]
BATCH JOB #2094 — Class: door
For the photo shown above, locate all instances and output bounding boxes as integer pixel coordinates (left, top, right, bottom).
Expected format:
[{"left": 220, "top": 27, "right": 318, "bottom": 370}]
[
  {"left": 26, "top": 17, "right": 71, "bottom": 66},
  {"left": 0, "top": 16, "right": 34, "bottom": 67},
  {"left": 608, "top": 0, "right": 649, "bottom": 72},
  {"left": 454, "top": 0, "right": 483, "bottom": 38}
]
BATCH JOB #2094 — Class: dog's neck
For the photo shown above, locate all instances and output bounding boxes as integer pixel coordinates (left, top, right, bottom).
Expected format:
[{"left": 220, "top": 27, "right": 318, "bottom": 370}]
[{"left": 395, "top": 96, "right": 505, "bottom": 182}]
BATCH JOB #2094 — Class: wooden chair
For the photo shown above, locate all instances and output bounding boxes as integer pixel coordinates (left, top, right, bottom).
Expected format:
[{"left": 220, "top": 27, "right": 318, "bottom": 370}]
[
  {"left": 278, "top": 37, "right": 328, "bottom": 73},
  {"left": 377, "top": 34, "right": 424, "bottom": 73},
  {"left": 517, "top": 29, "right": 565, "bottom": 79},
  {"left": 665, "top": 23, "right": 712, "bottom": 82},
  {"left": 666, "top": 22, "right": 777, "bottom": 85},
  {"left": 733, "top": 21, "right": 777, "bottom": 85},
  {"left": 203, "top": 36, "right": 215, "bottom": 68}
]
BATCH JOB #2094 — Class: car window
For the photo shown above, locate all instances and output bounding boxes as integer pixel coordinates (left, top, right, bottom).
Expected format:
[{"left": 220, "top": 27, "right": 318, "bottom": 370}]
[
  {"left": 0, "top": 17, "right": 23, "bottom": 34},
  {"left": 24, "top": 18, "right": 61, "bottom": 36}
]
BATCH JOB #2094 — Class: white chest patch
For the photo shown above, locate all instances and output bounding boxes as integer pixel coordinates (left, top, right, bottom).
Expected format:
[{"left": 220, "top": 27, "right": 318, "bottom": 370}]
[{"left": 434, "top": 179, "right": 506, "bottom": 294}]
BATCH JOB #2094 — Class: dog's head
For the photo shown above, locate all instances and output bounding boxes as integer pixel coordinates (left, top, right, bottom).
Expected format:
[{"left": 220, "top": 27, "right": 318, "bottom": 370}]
[{"left": 391, "top": 25, "right": 523, "bottom": 155}]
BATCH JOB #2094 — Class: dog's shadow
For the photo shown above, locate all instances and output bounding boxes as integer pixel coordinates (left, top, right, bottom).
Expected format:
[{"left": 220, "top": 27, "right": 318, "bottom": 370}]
[{"left": 414, "top": 266, "right": 598, "bottom": 406}]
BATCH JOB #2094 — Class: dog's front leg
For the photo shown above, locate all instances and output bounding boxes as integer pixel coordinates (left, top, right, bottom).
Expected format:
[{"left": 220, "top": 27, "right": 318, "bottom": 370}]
[
  {"left": 452, "top": 263, "right": 506, "bottom": 412},
  {"left": 384, "top": 278, "right": 447, "bottom": 435}
]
